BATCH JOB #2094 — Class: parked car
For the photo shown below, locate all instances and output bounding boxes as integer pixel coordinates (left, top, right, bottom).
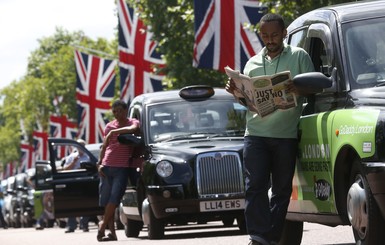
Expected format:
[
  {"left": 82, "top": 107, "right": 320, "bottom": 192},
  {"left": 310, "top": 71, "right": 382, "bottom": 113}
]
[
  {"left": 118, "top": 85, "right": 247, "bottom": 239},
  {"left": 16, "top": 169, "right": 35, "bottom": 227},
  {"left": 271, "top": 1, "right": 385, "bottom": 244},
  {"left": 0, "top": 179, "right": 8, "bottom": 227},
  {"left": 3, "top": 177, "right": 14, "bottom": 227},
  {"left": 5, "top": 175, "right": 20, "bottom": 228}
]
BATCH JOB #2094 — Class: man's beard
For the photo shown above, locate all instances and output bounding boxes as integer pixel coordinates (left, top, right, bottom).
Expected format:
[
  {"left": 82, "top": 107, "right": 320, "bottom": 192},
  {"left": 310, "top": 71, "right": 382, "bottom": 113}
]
[{"left": 266, "top": 43, "right": 282, "bottom": 53}]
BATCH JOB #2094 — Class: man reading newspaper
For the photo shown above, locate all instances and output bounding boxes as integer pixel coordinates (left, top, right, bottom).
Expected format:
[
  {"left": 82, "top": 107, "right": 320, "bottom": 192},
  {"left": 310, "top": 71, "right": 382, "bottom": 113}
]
[
  {"left": 225, "top": 13, "right": 314, "bottom": 245},
  {"left": 225, "top": 67, "right": 296, "bottom": 117}
]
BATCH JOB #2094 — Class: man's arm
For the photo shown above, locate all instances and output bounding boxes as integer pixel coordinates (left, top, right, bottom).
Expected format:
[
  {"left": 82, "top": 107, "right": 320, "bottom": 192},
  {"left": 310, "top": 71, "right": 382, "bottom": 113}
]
[
  {"left": 63, "top": 154, "right": 78, "bottom": 170},
  {"left": 104, "top": 122, "right": 140, "bottom": 144}
]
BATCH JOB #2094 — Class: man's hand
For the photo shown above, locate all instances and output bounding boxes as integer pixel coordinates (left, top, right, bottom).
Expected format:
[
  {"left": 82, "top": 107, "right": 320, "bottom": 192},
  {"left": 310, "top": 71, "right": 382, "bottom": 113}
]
[
  {"left": 97, "top": 164, "right": 105, "bottom": 177},
  {"left": 285, "top": 80, "right": 299, "bottom": 95},
  {"left": 225, "top": 78, "right": 236, "bottom": 95},
  {"left": 74, "top": 154, "right": 79, "bottom": 162}
]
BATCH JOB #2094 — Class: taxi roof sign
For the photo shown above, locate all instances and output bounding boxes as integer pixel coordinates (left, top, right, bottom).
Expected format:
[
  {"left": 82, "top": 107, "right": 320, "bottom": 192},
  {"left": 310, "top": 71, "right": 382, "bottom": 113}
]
[{"left": 179, "top": 85, "right": 215, "bottom": 99}]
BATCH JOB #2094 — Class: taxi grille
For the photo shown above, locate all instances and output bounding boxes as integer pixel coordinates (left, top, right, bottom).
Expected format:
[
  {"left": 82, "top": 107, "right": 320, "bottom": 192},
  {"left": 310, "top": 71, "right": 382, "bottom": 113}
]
[{"left": 196, "top": 152, "right": 244, "bottom": 198}]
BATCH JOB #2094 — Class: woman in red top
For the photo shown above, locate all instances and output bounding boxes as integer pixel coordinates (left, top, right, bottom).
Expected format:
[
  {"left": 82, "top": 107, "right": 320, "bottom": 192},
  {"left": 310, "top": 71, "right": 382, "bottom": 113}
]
[{"left": 96, "top": 100, "right": 140, "bottom": 242}]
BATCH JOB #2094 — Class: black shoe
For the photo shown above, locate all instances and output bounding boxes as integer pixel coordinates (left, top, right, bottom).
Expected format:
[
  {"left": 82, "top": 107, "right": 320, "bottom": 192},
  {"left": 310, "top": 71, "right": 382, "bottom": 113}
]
[
  {"left": 100, "top": 233, "right": 117, "bottom": 241},
  {"left": 83, "top": 228, "right": 89, "bottom": 232},
  {"left": 35, "top": 224, "right": 44, "bottom": 230},
  {"left": 65, "top": 229, "right": 75, "bottom": 233}
]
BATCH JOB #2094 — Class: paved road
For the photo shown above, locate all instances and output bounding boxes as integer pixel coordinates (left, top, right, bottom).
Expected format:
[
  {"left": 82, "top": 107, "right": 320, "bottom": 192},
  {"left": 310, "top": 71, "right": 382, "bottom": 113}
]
[{"left": 0, "top": 222, "right": 355, "bottom": 245}]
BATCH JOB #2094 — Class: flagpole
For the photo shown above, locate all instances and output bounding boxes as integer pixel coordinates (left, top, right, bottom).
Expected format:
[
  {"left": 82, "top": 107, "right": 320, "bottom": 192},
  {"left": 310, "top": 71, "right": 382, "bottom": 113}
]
[{"left": 72, "top": 45, "right": 118, "bottom": 60}]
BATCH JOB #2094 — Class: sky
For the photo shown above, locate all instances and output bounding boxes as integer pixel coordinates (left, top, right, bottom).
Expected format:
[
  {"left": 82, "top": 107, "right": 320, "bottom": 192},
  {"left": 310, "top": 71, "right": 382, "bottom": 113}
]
[{"left": 0, "top": 0, "right": 117, "bottom": 90}]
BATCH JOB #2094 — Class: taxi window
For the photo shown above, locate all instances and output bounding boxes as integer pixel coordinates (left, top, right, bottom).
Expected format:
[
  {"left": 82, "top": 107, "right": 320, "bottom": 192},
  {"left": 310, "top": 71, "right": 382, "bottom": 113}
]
[
  {"left": 146, "top": 100, "right": 246, "bottom": 143},
  {"left": 287, "top": 28, "right": 307, "bottom": 48},
  {"left": 343, "top": 17, "right": 385, "bottom": 89}
]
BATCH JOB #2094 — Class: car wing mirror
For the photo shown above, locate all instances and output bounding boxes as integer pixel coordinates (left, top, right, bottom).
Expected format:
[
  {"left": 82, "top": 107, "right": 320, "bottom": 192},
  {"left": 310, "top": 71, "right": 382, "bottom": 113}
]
[
  {"left": 80, "top": 161, "right": 97, "bottom": 171},
  {"left": 293, "top": 69, "right": 336, "bottom": 93}
]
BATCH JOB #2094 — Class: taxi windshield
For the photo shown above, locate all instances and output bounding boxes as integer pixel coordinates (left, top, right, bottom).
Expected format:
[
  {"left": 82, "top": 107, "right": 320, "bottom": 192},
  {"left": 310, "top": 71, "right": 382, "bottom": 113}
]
[
  {"left": 343, "top": 17, "right": 385, "bottom": 89},
  {"left": 146, "top": 100, "right": 246, "bottom": 143}
]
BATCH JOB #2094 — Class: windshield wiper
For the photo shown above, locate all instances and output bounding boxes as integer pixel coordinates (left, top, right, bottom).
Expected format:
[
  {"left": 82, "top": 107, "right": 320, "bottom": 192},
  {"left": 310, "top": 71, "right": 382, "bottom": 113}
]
[{"left": 162, "top": 132, "right": 218, "bottom": 142}]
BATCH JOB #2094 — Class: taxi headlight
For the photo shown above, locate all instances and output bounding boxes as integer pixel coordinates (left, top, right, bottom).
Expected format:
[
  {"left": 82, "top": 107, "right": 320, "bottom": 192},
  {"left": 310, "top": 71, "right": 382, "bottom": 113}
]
[{"left": 156, "top": 161, "right": 173, "bottom": 178}]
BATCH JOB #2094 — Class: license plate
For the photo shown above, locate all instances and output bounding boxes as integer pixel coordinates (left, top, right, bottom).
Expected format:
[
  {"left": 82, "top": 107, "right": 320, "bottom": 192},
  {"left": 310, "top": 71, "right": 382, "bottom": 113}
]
[{"left": 200, "top": 199, "right": 245, "bottom": 212}]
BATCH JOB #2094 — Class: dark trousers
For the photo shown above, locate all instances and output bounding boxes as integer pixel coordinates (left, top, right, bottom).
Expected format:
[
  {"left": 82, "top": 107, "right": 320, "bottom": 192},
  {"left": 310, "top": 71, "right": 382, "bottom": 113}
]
[{"left": 243, "top": 136, "right": 297, "bottom": 244}]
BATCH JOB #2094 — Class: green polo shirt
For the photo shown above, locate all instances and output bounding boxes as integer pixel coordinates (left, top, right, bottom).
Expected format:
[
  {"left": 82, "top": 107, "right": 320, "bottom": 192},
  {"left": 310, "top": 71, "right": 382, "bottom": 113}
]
[{"left": 243, "top": 43, "right": 314, "bottom": 139}]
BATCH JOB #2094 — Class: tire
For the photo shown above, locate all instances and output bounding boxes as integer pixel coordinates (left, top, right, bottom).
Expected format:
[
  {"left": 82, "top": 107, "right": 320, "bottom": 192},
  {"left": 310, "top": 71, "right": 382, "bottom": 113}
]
[
  {"left": 277, "top": 220, "right": 303, "bottom": 245},
  {"left": 26, "top": 219, "right": 34, "bottom": 228},
  {"left": 45, "top": 219, "right": 54, "bottom": 228},
  {"left": 347, "top": 159, "right": 385, "bottom": 244},
  {"left": 14, "top": 214, "right": 21, "bottom": 228},
  {"left": 124, "top": 219, "right": 143, "bottom": 237},
  {"left": 147, "top": 206, "right": 164, "bottom": 240},
  {"left": 23, "top": 216, "right": 33, "bottom": 228},
  {"left": 57, "top": 219, "right": 66, "bottom": 228},
  {"left": 116, "top": 219, "right": 124, "bottom": 230}
]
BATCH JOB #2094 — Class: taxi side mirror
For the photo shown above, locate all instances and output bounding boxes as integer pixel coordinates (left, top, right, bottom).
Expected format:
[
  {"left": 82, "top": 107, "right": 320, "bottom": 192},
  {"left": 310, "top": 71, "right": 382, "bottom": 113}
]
[
  {"left": 293, "top": 72, "right": 332, "bottom": 90},
  {"left": 80, "top": 161, "right": 97, "bottom": 171},
  {"left": 118, "top": 134, "right": 143, "bottom": 146}
]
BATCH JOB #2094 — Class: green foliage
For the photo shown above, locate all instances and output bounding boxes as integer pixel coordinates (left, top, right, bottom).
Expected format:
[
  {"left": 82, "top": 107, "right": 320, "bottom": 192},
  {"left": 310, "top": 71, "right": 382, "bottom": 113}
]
[{"left": 261, "top": 0, "right": 354, "bottom": 24}]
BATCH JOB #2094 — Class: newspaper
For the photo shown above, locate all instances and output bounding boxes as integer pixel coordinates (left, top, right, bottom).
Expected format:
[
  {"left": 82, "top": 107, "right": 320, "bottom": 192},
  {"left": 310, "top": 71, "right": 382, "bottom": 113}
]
[{"left": 225, "top": 66, "right": 297, "bottom": 117}]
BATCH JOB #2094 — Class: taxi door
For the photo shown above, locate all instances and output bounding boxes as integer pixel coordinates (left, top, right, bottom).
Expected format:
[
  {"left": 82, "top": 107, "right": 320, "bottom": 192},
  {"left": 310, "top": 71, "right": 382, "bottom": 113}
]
[
  {"left": 48, "top": 138, "right": 104, "bottom": 218},
  {"left": 287, "top": 22, "right": 341, "bottom": 213}
]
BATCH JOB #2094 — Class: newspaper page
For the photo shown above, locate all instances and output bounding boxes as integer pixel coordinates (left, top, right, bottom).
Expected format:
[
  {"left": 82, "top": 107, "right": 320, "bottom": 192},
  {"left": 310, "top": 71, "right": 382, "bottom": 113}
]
[{"left": 224, "top": 66, "right": 297, "bottom": 117}]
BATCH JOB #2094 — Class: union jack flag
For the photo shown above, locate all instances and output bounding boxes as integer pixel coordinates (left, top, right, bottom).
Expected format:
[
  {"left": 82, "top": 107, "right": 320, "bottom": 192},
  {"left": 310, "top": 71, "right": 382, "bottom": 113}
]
[
  {"left": 4, "top": 162, "right": 16, "bottom": 178},
  {"left": 117, "top": 0, "right": 165, "bottom": 103},
  {"left": 74, "top": 50, "right": 117, "bottom": 144},
  {"left": 33, "top": 123, "right": 48, "bottom": 161},
  {"left": 193, "top": 0, "right": 266, "bottom": 72},
  {"left": 20, "top": 142, "right": 34, "bottom": 172},
  {"left": 49, "top": 115, "right": 77, "bottom": 139},
  {"left": 49, "top": 114, "right": 78, "bottom": 158}
]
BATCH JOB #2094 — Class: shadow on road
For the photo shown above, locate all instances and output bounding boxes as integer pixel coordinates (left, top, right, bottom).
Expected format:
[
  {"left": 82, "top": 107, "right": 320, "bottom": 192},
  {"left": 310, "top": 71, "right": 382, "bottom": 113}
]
[
  {"left": 138, "top": 223, "right": 246, "bottom": 240},
  {"left": 322, "top": 244, "right": 355, "bottom": 245}
]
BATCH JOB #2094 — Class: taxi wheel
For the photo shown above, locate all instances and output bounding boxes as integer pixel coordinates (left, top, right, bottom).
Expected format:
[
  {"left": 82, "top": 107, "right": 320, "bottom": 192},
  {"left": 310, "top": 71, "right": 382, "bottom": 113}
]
[
  {"left": 14, "top": 215, "right": 21, "bottom": 228},
  {"left": 348, "top": 160, "right": 385, "bottom": 245},
  {"left": 124, "top": 219, "right": 143, "bottom": 237},
  {"left": 278, "top": 220, "right": 303, "bottom": 245},
  {"left": 147, "top": 206, "right": 164, "bottom": 239}
]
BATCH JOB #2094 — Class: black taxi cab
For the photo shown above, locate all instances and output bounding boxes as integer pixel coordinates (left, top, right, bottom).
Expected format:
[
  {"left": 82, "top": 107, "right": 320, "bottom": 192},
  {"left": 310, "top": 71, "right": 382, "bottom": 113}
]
[
  {"left": 277, "top": 1, "right": 385, "bottom": 244},
  {"left": 118, "top": 85, "right": 247, "bottom": 239}
]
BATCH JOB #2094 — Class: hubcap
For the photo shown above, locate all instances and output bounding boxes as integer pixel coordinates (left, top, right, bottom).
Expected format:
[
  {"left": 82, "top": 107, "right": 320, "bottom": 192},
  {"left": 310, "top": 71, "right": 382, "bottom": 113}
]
[{"left": 347, "top": 177, "right": 368, "bottom": 239}]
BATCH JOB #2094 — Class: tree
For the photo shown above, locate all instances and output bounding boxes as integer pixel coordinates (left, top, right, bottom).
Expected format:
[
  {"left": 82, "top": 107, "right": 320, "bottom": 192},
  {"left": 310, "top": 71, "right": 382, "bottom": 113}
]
[
  {"left": 0, "top": 28, "right": 117, "bottom": 169},
  {"left": 261, "top": 0, "right": 353, "bottom": 24}
]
